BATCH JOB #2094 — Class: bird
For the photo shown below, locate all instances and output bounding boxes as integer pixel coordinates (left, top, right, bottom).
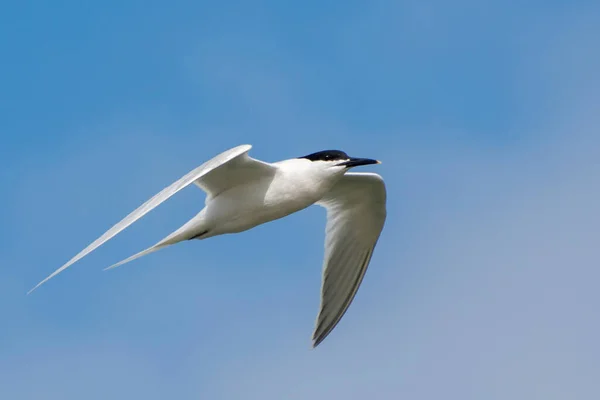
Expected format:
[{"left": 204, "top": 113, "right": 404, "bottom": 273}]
[{"left": 28, "top": 144, "right": 387, "bottom": 347}]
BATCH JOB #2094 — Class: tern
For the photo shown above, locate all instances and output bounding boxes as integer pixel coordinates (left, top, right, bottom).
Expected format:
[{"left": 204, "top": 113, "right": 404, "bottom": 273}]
[{"left": 29, "top": 144, "right": 386, "bottom": 347}]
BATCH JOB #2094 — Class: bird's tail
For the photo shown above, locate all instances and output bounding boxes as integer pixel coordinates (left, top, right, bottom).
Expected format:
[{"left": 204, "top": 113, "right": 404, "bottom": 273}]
[
  {"left": 104, "top": 213, "right": 208, "bottom": 271},
  {"left": 103, "top": 242, "right": 167, "bottom": 271}
]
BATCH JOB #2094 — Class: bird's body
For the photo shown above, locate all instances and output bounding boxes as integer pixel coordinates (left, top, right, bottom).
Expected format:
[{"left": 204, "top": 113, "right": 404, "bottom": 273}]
[
  {"left": 194, "top": 158, "right": 343, "bottom": 237},
  {"left": 29, "top": 145, "right": 387, "bottom": 347}
]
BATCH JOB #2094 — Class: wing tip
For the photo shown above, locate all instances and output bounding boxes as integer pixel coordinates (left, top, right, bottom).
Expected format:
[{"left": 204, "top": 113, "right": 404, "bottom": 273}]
[
  {"left": 311, "top": 328, "right": 329, "bottom": 349},
  {"left": 26, "top": 278, "right": 48, "bottom": 295}
]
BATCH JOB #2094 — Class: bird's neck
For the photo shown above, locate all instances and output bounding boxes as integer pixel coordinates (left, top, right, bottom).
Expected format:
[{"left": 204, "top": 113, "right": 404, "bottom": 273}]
[{"left": 274, "top": 159, "right": 345, "bottom": 198}]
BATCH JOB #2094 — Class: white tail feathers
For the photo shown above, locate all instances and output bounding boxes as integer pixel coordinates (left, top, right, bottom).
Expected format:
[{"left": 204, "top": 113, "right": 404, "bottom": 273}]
[
  {"left": 104, "top": 216, "right": 209, "bottom": 271},
  {"left": 103, "top": 243, "right": 168, "bottom": 271}
]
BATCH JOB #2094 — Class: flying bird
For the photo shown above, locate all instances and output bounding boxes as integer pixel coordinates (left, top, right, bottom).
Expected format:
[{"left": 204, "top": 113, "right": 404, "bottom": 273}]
[{"left": 29, "top": 145, "right": 387, "bottom": 347}]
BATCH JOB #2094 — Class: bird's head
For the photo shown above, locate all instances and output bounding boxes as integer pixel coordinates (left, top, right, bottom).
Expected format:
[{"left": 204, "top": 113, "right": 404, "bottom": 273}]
[{"left": 298, "top": 150, "right": 380, "bottom": 172}]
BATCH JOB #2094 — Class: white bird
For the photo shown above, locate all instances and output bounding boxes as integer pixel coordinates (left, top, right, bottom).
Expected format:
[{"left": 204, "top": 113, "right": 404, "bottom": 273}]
[{"left": 29, "top": 144, "right": 387, "bottom": 347}]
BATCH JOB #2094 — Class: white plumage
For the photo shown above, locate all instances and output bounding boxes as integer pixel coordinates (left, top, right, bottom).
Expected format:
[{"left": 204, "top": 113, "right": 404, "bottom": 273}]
[{"left": 29, "top": 144, "right": 387, "bottom": 347}]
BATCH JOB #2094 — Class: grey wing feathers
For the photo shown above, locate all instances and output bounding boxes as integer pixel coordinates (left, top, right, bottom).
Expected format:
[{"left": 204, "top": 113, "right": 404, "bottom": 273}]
[
  {"left": 193, "top": 150, "right": 276, "bottom": 201},
  {"left": 28, "top": 144, "right": 254, "bottom": 294},
  {"left": 312, "top": 172, "right": 387, "bottom": 347}
]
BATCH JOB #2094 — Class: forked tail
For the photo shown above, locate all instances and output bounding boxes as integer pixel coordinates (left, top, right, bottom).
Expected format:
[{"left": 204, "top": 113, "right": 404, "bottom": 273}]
[
  {"left": 104, "top": 215, "right": 209, "bottom": 271},
  {"left": 103, "top": 242, "right": 168, "bottom": 271}
]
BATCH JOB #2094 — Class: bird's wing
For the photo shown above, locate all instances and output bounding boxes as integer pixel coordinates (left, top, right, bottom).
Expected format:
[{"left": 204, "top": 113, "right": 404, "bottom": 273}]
[
  {"left": 312, "top": 172, "right": 387, "bottom": 347},
  {"left": 28, "top": 144, "right": 272, "bottom": 294},
  {"left": 193, "top": 146, "right": 276, "bottom": 201}
]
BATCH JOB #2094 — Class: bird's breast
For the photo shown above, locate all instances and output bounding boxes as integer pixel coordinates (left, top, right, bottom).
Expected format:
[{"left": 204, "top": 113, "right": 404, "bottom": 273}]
[{"left": 205, "top": 172, "right": 337, "bottom": 234}]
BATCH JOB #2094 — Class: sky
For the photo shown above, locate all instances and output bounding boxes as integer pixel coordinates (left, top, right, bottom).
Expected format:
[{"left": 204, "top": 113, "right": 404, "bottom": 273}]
[{"left": 1, "top": 1, "right": 599, "bottom": 399}]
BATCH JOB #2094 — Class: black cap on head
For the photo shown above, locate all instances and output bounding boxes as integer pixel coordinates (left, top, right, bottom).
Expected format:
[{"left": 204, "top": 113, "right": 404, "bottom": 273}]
[
  {"left": 298, "top": 150, "right": 349, "bottom": 162},
  {"left": 299, "top": 149, "right": 380, "bottom": 168}
]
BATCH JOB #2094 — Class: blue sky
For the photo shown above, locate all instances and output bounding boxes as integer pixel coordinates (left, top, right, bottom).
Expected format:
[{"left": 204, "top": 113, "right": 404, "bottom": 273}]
[{"left": 1, "top": 1, "right": 599, "bottom": 398}]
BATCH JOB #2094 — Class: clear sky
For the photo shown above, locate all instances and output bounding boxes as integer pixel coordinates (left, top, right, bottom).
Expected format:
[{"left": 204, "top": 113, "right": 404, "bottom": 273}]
[{"left": 1, "top": 1, "right": 599, "bottom": 399}]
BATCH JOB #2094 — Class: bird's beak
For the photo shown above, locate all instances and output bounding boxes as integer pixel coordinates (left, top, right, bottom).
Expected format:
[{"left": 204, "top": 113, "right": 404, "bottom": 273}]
[{"left": 338, "top": 157, "right": 381, "bottom": 168}]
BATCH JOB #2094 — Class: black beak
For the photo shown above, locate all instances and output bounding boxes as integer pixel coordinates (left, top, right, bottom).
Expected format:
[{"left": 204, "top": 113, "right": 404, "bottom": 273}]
[{"left": 338, "top": 157, "right": 381, "bottom": 168}]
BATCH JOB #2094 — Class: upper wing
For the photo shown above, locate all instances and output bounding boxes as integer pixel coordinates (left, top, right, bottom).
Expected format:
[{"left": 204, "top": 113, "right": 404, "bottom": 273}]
[
  {"left": 194, "top": 147, "right": 276, "bottom": 202},
  {"left": 28, "top": 144, "right": 266, "bottom": 294},
  {"left": 312, "top": 172, "right": 387, "bottom": 347}
]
